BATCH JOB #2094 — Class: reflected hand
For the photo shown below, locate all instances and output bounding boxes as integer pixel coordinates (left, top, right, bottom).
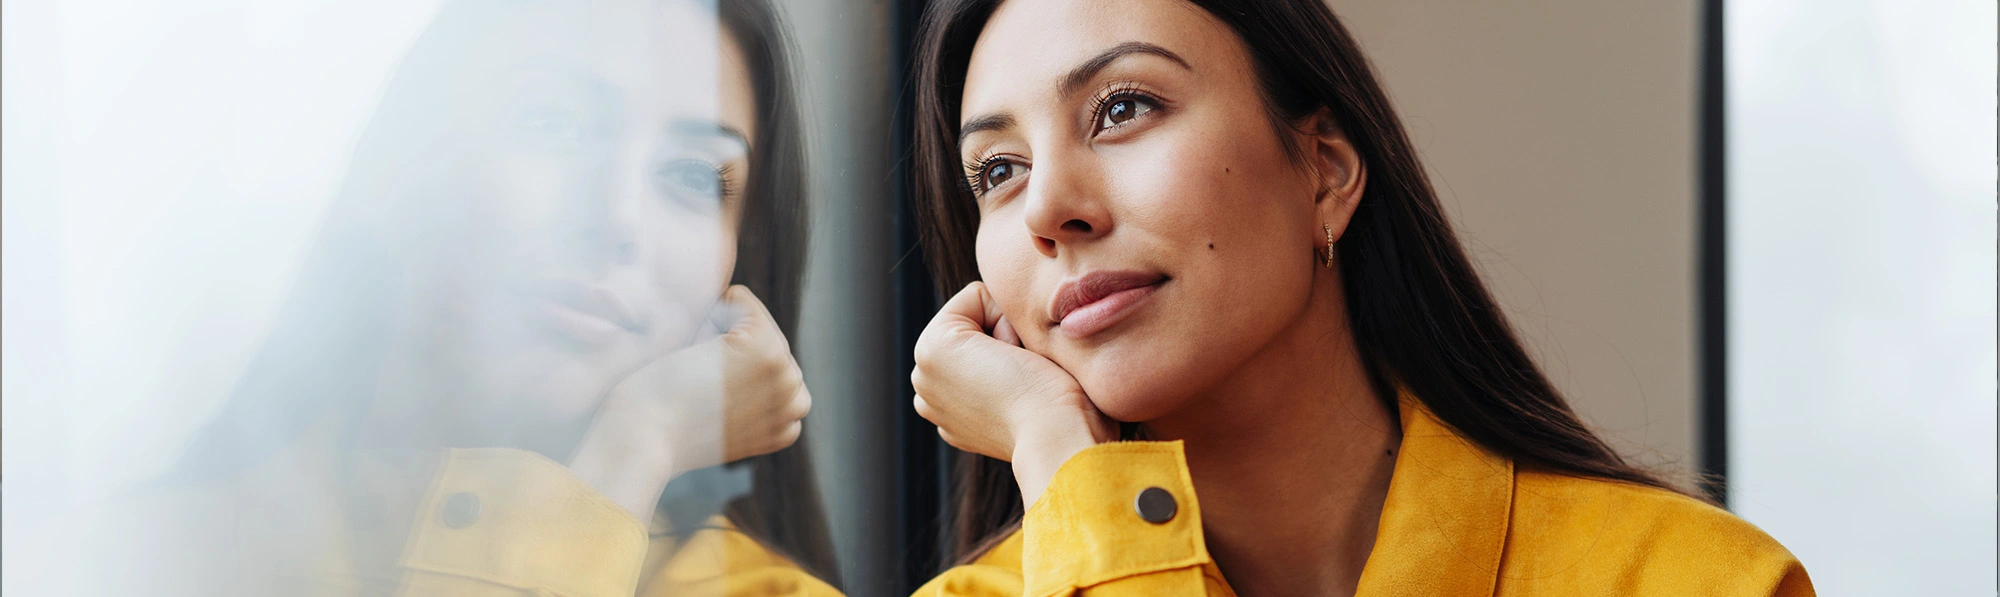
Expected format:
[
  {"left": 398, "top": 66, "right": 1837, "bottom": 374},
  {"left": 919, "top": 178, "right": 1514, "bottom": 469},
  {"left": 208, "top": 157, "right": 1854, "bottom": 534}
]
[
  {"left": 911, "top": 282, "right": 1115, "bottom": 508},
  {"left": 569, "top": 285, "right": 811, "bottom": 520}
]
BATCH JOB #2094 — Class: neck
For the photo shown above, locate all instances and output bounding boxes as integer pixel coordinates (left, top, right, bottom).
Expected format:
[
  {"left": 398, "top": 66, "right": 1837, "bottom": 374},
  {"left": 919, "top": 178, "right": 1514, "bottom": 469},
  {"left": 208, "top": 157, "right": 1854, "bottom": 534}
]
[{"left": 1144, "top": 270, "right": 1399, "bottom": 597}]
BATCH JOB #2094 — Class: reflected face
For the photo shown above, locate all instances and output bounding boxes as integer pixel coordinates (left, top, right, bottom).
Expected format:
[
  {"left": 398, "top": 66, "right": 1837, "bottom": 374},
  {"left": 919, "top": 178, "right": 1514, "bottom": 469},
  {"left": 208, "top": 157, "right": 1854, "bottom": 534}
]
[
  {"left": 404, "top": 0, "right": 758, "bottom": 420},
  {"left": 958, "top": 0, "right": 1325, "bottom": 422}
]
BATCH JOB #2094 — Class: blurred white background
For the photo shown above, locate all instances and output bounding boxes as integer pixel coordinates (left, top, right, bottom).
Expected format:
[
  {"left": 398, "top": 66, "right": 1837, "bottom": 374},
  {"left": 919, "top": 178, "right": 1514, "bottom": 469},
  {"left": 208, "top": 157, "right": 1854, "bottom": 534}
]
[
  {"left": 1727, "top": 0, "right": 1995, "bottom": 594},
  {"left": 5, "top": 1, "right": 446, "bottom": 591},
  {"left": 2, "top": 0, "right": 446, "bottom": 495}
]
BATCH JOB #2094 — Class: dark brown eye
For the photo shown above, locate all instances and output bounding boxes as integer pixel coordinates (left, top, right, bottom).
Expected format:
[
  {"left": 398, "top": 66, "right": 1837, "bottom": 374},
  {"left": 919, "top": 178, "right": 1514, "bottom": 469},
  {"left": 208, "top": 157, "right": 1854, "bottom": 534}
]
[
  {"left": 983, "top": 159, "right": 1022, "bottom": 190},
  {"left": 1097, "top": 95, "right": 1156, "bottom": 130}
]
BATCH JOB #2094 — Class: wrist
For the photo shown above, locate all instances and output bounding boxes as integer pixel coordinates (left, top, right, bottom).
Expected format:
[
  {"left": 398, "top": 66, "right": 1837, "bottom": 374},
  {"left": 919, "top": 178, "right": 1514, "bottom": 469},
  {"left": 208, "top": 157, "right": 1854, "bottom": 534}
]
[
  {"left": 1010, "top": 410, "right": 1108, "bottom": 510},
  {"left": 568, "top": 417, "right": 681, "bottom": 520}
]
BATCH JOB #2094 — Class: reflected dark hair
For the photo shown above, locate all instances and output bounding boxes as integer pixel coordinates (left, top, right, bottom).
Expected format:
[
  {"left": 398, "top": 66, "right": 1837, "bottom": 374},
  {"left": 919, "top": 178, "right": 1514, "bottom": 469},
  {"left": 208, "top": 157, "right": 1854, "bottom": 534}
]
[
  {"left": 911, "top": 0, "right": 1688, "bottom": 562},
  {"left": 170, "top": 0, "right": 838, "bottom": 588},
  {"left": 679, "top": 0, "right": 843, "bottom": 588}
]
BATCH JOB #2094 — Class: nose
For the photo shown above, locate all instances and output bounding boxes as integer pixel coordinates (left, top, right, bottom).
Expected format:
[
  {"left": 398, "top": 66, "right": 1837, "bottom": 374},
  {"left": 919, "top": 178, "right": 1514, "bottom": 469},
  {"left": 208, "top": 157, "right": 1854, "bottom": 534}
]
[
  {"left": 581, "top": 149, "right": 646, "bottom": 268},
  {"left": 1021, "top": 152, "right": 1112, "bottom": 258}
]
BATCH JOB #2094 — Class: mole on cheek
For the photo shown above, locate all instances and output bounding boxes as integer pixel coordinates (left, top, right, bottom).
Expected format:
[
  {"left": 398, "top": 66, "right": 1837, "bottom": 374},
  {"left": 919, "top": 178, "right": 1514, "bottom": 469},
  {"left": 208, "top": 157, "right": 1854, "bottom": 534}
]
[{"left": 1208, "top": 242, "right": 1215, "bottom": 250}]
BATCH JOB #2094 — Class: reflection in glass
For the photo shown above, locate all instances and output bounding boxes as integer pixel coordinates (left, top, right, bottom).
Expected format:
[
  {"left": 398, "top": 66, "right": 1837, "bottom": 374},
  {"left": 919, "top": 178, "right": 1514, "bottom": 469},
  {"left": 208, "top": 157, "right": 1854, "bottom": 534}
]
[{"left": 43, "top": 0, "right": 841, "bottom": 595}]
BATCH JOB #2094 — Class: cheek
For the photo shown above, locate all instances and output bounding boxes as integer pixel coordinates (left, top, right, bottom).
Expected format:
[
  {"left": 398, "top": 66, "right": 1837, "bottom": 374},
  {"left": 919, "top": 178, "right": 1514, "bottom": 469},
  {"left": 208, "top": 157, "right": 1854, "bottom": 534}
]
[
  {"left": 974, "top": 214, "right": 1052, "bottom": 339},
  {"left": 1071, "top": 124, "right": 1318, "bottom": 420},
  {"left": 458, "top": 155, "right": 605, "bottom": 279},
  {"left": 645, "top": 205, "right": 734, "bottom": 342},
  {"left": 482, "top": 154, "right": 602, "bottom": 233}
]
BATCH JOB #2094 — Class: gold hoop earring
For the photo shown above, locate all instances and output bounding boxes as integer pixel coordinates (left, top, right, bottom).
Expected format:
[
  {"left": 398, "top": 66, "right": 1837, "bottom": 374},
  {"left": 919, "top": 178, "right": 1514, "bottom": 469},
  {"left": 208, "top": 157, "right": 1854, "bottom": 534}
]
[{"left": 1322, "top": 224, "right": 1336, "bottom": 268}]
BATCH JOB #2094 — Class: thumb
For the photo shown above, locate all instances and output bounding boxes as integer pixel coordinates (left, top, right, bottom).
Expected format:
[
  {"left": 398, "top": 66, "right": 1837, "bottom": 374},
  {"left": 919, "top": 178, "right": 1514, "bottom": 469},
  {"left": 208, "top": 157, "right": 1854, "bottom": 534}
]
[
  {"left": 993, "top": 315, "right": 1022, "bottom": 347},
  {"left": 938, "top": 281, "right": 1010, "bottom": 334}
]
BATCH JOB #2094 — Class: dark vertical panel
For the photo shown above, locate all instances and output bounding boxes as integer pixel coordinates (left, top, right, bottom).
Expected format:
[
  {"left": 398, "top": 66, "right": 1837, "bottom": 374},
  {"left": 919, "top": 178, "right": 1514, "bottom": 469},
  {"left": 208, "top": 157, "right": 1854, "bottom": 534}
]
[
  {"left": 888, "top": 0, "right": 949, "bottom": 592},
  {"left": 1697, "top": 0, "right": 1730, "bottom": 507}
]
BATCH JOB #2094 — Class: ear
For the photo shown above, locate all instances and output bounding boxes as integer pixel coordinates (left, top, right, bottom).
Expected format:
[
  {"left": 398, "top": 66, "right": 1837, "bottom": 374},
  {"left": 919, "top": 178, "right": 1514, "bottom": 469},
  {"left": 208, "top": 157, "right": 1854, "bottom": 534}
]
[{"left": 1299, "top": 108, "right": 1366, "bottom": 242}]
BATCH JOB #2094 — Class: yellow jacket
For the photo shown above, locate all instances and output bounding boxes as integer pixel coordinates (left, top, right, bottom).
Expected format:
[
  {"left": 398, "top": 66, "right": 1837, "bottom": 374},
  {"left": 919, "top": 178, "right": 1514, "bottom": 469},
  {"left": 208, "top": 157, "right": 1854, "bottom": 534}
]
[
  {"left": 395, "top": 449, "right": 841, "bottom": 597},
  {"left": 104, "top": 439, "right": 838, "bottom": 597},
  {"left": 916, "top": 398, "right": 1813, "bottom": 596}
]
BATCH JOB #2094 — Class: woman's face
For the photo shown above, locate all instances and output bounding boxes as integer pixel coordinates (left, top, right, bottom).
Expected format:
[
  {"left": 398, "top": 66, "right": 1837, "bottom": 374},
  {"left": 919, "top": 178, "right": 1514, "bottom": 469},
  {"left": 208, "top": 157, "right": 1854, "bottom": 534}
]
[
  {"left": 958, "top": 0, "right": 1332, "bottom": 422},
  {"left": 406, "top": 1, "right": 758, "bottom": 421}
]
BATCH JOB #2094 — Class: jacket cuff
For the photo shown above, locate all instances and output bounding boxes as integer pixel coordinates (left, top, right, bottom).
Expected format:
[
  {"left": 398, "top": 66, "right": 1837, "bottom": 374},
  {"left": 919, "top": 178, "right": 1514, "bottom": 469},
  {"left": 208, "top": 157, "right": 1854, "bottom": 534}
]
[
  {"left": 1021, "top": 441, "right": 1211, "bottom": 597},
  {"left": 399, "top": 448, "right": 650, "bottom": 597}
]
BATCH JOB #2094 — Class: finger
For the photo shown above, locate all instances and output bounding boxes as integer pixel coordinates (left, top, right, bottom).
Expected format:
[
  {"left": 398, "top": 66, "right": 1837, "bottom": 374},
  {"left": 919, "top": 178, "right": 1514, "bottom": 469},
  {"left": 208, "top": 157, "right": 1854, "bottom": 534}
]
[
  {"left": 912, "top": 394, "right": 935, "bottom": 422},
  {"left": 725, "top": 285, "right": 775, "bottom": 321},
  {"left": 775, "top": 419, "right": 803, "bottom": 451},
  {"left": 782, "top": 386, "right": 813, "bottom": 421},
  {"left": 917, "top": 285, "right": 992, "bottom": 364},
  {"left": 973, "top": 282, "right": 1008, "bottom": 331},
  {"left": 706, "top": 286, "right": 755, "bottom": 332},
  {"left": 993, "top": 315, "right": 1021, "bottom": 347},
  {"left": 931, "top": 282, "right": 993, "bottom": 336},
  {"left": 717, "top": 285, "right": 777, "bottom": 334}
]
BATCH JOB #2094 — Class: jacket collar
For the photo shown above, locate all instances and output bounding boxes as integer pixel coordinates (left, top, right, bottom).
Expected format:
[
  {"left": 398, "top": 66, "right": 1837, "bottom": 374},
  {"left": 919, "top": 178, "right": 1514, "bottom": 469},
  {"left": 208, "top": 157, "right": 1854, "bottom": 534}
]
[{"left": 1354, "top": 395, "right": 1514, "bottom": 596}]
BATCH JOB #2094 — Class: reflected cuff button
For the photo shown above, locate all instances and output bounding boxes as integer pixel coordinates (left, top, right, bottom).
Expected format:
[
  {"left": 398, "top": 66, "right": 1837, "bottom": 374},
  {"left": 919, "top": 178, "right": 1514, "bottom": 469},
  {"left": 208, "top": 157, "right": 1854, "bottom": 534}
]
[
  {"left": 442, "top": 492, "right": 482, "bottom": 529},
  {"left": 1135, "top": 487, "right": 1177, "bottom": 524}
]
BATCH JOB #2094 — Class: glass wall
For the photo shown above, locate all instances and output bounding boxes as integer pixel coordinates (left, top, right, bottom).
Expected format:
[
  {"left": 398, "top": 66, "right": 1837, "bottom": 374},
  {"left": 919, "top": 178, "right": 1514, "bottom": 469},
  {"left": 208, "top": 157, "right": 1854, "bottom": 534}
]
[
  {"left": 1725, "top": 0, "right": 1996, "bottom": 593},
  {"left": 4, "top": 0, "right": 870, "bottom": 593}
]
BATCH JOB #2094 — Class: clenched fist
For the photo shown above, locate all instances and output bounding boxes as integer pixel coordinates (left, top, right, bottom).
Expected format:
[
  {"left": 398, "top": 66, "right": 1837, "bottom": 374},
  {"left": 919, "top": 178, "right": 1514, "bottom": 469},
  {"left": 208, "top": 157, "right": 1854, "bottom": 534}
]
[
  {"left": 911, "top": 282, "right": 1115, "bottom": 508},
  {"left": 569, "top": 285, "right": 811, "bottom": 519}
]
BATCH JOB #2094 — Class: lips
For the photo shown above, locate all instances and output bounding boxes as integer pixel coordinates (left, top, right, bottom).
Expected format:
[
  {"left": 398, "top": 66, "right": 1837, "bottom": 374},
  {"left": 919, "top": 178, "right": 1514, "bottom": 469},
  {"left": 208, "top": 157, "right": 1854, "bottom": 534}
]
[
  {"left": 1049, "top": 270, "right": 1167, "bottom": 338},
  {"left": 520, "top": 280, "right": 647, "bottom": 346}
]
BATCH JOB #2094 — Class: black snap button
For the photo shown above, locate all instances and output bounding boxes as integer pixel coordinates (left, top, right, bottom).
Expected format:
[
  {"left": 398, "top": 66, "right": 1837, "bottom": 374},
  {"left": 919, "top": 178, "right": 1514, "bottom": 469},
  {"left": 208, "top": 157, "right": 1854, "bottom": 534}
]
[
  {"left": 1135, "top": 487, "right": 1176, "bottom": 524},
  {"left": 441, "top": 492, "right": 482, "bottom": 529}
]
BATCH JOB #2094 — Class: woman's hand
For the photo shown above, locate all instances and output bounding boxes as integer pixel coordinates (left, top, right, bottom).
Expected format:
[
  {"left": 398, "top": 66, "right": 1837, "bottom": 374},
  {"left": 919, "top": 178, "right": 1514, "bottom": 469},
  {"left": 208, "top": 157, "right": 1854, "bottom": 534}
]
[
  {"left": 911, "top": 282, "right": 1116, "bottom": 509},
  {"left": 569, "top": 285, "right": 811, "bottom": 520}
]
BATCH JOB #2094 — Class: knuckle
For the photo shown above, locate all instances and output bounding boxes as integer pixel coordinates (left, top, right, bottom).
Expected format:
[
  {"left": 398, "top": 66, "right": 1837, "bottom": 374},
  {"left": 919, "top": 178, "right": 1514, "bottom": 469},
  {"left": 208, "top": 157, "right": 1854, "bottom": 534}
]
[{"left": 787, "top": 393, "right": 812, "bottom": 420}]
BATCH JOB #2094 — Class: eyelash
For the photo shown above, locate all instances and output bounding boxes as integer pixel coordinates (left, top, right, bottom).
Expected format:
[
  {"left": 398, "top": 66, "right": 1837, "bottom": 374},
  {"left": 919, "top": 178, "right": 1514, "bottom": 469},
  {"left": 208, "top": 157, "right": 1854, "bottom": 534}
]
[
  {"left": 963, "top": 153, "right": 1020, "bottom": 199},
  {"left": 657, "top": 159, "right": 742, "bottom": 207},
  {"left": 962, "top": 84, "right": 1166, "bottom": 199},
  {"left": 1087, "top": 82, "right": 1164, "bottom": 134},
  {"left": 716, "top": 163, "right": 742, "bottom": 201}
]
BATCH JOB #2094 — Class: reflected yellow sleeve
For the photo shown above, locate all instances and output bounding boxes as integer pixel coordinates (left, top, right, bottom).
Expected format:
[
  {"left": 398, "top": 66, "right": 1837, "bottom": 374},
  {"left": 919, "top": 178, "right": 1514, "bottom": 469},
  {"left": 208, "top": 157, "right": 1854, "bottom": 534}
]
[
  {"left": 395, "top": 449, "right": 839, "bottom": 597},
  {"left": 397, "top": 448, "right": 650, "bottom": 597},
  {"left": 638, "top": 516, "right": 843, "bottom": 597},
  {"left": 917, "top": 441, "right": 1232, "bottom": 597}
]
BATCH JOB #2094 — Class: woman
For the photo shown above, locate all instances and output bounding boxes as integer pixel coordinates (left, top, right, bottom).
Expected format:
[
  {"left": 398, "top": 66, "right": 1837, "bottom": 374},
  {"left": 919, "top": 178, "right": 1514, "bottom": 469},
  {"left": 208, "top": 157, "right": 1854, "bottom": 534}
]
[
  {"left": 117, "top": 1, "right": 841, "bottom": 595},
  {"left": 907, "top": 0, "right": 1813, "bottom": 595}
]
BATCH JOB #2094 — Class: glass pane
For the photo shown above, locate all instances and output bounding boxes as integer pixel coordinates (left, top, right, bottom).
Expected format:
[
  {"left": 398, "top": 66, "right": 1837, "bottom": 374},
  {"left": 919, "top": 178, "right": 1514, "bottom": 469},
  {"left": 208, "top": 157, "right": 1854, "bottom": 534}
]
[{"left": 1726, "top": 0, "right": 1997, "bottom": 593}]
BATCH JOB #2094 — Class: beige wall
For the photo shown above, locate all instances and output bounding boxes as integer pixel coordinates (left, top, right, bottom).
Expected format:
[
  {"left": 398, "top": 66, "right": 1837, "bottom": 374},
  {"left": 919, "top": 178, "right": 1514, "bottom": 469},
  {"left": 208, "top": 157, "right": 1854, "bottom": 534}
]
[{"left": 1331, "top": 1, "right": 1701, "bottom": 473}]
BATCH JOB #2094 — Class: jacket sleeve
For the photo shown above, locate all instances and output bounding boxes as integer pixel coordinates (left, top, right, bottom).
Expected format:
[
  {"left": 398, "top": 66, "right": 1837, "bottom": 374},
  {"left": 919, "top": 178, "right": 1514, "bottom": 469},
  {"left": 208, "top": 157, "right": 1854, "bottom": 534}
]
[
  {"left": 635, "top": 515, "right": 844, "bottom": 597},
  {"left": 1770, "top": 563, "right": 1815, "bottom": 597},
  {"left": 395, "top": 448, "right": 652, "bottom": 597},
  {"left": 916, "top": 441, "right": 1232, "bottom": 597}
]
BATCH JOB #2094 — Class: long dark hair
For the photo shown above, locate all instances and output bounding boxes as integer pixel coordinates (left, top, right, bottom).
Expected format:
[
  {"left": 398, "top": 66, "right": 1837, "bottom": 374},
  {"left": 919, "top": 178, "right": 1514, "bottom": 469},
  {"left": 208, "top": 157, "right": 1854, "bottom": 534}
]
[
  {"left": 170, "top": 0, "right": 839, "bottom": 587},
  {"left": 911, "top": 0, "right": 1685, "bottom": 561},
  {"left": 686, "top": 0, "right": 842, "bottom": 587}
]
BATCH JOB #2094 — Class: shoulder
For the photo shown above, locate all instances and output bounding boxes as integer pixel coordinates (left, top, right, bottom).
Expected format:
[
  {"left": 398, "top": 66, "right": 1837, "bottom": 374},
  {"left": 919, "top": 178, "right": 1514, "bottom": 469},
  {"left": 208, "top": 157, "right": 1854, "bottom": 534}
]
[
  {"left": 644, "top": 515, "right": 842, "bottom": 596},
  {"left": 913, "top": 531, "right": 1026, "bottom": 597},
  {"left": 1500, "top": 470, "right": 1813, "bottom": 595}
]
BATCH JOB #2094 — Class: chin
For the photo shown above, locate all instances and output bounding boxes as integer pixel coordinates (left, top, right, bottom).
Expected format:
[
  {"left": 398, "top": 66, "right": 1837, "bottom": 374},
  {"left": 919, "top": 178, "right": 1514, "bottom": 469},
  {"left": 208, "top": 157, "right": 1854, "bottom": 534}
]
[
  {"left": 1061, "top": 322, "right": 1245, "bottom": 423},
  {"left": 474, "top": 345, "right": 623, "bottom": 419},
  {"left": 1070, "top": 356, "right": 1199, "bottom": 423}
]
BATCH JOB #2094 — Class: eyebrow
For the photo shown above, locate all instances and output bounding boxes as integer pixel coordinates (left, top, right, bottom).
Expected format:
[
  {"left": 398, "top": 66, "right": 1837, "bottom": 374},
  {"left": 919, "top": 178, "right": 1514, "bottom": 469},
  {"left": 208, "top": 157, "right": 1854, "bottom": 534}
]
[
  {"left": 1058, "top": 42, "right": 1191, "bottom": 97},
  {"left": 957, "top": 41, "right": 1193, "bottom": 146},
  {"left": 669, "top": 120, "right": 752, "bottom": 155}
]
